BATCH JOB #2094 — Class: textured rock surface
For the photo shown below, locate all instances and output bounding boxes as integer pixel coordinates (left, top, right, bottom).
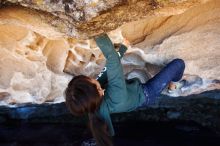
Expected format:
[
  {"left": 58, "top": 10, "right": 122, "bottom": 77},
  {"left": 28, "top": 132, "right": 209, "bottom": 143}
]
[
  {"left": 0, "top": 0, "right": 219, "bottom": 141},
  {"left": 0, "top": 0, "right": 205, "bottom": 38},
  {"left": 0, "top": 0, "right": 220, "bottom": 105}
]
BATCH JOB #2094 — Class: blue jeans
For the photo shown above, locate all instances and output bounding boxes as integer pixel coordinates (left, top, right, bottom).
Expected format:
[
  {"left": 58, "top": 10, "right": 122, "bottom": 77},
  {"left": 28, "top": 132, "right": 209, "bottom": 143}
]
[{"left": 141, "top": 59, "right": 185, "bottom": 106}]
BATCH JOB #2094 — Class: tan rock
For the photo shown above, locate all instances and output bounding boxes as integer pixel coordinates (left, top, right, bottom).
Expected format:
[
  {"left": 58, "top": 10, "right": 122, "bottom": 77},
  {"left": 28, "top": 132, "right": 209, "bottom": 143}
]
[
  {"left": 0, "top": 0, "right": 219, "bottom": 105},
  {"left": 43, "top": 39, "right": 69, "bottom": 74},
  {"left": 0, "top": 24, "right": 29, "bottom": 42},
  {"left": 0, "top": 6, "right": 65, "bottom": 39},
  {"left": 130, "top": 0, "right": 220, "bottom": 80}
]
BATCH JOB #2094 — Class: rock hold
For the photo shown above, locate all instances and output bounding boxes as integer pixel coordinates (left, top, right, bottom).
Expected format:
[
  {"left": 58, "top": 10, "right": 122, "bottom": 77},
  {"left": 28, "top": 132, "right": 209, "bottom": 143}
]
[{"left": 0, "top": 0, "right": 219, "bottom": 109}]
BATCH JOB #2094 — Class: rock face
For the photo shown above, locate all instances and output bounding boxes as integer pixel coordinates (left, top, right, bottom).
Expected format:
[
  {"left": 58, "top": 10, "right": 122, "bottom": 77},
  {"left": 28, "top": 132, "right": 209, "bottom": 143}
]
[
  {"left": 1, "top": 0, "right": 157, "bottom": 38},
  {"left": 0, "top": 0, "right": 219, "bottom": 142},
  {"left": 0, "top": 0, "right": 204, "bottom": 38},
  {"left": 0, "top": 0, "right": 219, "bottom": 105}
]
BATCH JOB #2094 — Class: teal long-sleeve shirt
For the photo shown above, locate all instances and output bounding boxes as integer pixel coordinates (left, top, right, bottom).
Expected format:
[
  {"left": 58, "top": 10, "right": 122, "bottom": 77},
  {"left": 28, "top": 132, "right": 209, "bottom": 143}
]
[
  {"left": 96, "top": 43, "right": 127, "bottom": 88},
  {"left": 94, "top": 34, "right": 146, "bottom": 136}
]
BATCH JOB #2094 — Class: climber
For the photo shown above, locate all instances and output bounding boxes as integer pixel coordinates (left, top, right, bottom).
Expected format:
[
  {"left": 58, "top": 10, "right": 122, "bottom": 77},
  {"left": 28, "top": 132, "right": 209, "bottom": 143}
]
[{"left": 64, "top": 34, "right": 185, "bottom": 146}]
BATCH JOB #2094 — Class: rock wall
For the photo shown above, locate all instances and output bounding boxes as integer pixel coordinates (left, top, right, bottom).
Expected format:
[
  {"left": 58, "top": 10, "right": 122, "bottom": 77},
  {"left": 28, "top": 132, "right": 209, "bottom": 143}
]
[
  {"left": 121, "top": 0, "right": 220, "bottom": 96},
  {"left": 0, "top": 0, "right": 204, "bottom": 38},
  {"left": 0, "top": 0, "right": 220, "bottom": 105}
]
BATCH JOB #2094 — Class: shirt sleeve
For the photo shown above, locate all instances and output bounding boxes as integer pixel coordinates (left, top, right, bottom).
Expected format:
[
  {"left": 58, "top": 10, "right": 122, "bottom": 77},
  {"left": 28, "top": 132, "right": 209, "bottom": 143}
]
[
  {"left": 96, "top": 44, "right": 127, "bottom": 88},
  {"left": 95, "top": 34, "right": 128, "bottom": 104}
]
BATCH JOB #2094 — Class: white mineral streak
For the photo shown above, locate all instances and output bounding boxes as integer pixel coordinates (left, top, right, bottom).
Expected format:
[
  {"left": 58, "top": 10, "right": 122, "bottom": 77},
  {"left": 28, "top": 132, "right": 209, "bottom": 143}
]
[{"left": 0, "top": 0, "right": 220, "bottom": 105}]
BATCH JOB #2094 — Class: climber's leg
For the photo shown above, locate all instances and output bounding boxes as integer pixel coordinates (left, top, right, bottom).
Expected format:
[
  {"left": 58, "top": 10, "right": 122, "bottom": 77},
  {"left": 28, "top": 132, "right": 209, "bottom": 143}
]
[{"left": 141, "top": 59, "right": 185, "bottom": 106}]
